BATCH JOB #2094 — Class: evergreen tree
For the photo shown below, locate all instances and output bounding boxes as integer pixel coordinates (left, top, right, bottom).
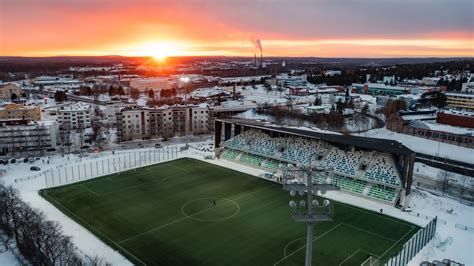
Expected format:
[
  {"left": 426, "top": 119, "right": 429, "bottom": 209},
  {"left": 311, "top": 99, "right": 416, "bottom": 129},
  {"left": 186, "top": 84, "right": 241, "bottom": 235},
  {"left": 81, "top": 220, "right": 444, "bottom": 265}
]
[{"left": 148, "top": 89, "right": 155, "bottom": 99}]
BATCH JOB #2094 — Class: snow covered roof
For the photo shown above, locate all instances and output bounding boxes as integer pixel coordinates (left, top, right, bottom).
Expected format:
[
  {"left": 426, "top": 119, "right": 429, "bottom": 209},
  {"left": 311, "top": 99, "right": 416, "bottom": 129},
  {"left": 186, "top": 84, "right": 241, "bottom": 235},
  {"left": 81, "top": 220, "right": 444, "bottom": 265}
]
[
  {"left": 410, "top": 120, "right": 474, "bottom": 136},
  {"left": 191, "top": 87, "right": 229, "bottom": 98}
]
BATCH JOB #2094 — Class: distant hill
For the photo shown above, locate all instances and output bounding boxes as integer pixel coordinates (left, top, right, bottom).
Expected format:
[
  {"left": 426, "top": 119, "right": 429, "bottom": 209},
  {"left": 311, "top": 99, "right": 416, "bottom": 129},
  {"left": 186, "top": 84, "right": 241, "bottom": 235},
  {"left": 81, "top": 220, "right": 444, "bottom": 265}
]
[{"left": 0, "top": 55, "right": 472, "bottom": 66}]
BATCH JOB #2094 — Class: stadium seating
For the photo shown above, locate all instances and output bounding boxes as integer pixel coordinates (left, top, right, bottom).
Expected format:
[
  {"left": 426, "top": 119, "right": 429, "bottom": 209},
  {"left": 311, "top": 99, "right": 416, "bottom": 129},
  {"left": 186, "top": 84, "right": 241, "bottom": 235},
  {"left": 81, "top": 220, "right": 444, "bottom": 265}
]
[
  {"left": 239, "top": 153, "right": 264, "bottom": 167},
  {"left": 363, "top": 156, "right": 400, "bottom": 186},
  {"left": 336, "top": 176, "right": 367, "bottom": 194},
  {"left": 221, "top": 149, "right": 240, "bottom": 160},
  {"left": 367, "top": 184, "right": 397, "bottom": 202},
  {"left": 263, "top": 158, "right": 281, "bottom": 170},
  {"left": 281, "top": 138, "right": 325, "bottom": 165},
  {"left": 313, "top": 174, "right": 366, "bottom": 195},
  {"left": 221, "top": 129, "right": 403, "bottom": 205},
  {"left": 248, "top": 132, "right": 281, "bottom": 156},
  {"left": 322, "top": 148, "right": 363, "bottom": 177}
]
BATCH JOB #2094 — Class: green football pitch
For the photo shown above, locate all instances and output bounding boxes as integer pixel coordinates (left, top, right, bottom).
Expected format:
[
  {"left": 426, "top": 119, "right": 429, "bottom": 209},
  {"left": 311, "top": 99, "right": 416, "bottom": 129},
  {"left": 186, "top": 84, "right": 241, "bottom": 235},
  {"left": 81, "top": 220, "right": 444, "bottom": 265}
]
[{"left": 40, "top": 158, "right": 418, "bottom": 266}]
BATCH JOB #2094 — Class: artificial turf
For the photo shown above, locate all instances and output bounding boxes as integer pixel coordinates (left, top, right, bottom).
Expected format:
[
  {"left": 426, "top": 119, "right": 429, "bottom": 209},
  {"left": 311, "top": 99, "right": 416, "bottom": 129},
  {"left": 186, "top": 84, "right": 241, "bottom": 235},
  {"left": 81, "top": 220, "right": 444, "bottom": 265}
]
[{"left": 40, "top": 158, "right": 418, "bottom": 266}]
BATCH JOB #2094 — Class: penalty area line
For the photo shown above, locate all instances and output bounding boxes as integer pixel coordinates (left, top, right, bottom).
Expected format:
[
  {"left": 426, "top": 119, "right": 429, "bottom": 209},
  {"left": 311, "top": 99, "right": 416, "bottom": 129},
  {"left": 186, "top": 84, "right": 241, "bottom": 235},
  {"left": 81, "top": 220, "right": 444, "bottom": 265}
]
[{"left": 274, "top": 223, "right": 343, "bottom": 266}]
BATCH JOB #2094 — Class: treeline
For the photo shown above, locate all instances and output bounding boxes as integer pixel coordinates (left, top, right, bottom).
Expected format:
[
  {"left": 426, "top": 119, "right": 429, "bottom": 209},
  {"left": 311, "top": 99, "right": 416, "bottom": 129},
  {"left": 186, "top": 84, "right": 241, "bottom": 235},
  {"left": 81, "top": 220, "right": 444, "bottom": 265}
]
[
  {"left": 256, "top": 105, "right": 345, "bottom": 131},
  {"left": 0, "top": 184, "right": 109, "bottom": 265},
  {"left": 307, "top": 71, "right": 366, "bottom": 86},
  {"left": 76, "top": 85, "right": 126, "bottom": 97},
  {"left": 306, "top": 60, "right": 473, "bottom": 87},
  {"left": 378, "top": 99, "right": 407, "bottom": 117}
]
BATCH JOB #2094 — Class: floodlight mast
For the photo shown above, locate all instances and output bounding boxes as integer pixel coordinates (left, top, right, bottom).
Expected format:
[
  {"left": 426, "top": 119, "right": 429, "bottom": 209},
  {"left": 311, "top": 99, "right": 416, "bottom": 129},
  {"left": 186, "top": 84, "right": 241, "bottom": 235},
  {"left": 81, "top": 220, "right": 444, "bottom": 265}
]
[{"left": 281, "top": 164, "right": 338, "bottom": 266}]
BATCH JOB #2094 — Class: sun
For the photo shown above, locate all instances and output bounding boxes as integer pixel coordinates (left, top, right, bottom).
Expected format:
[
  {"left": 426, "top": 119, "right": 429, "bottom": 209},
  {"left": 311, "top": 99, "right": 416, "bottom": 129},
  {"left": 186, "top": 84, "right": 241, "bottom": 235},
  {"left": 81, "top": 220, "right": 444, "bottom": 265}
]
[{"left": 148, "top": 43, "right": 177, "bottom": 62}]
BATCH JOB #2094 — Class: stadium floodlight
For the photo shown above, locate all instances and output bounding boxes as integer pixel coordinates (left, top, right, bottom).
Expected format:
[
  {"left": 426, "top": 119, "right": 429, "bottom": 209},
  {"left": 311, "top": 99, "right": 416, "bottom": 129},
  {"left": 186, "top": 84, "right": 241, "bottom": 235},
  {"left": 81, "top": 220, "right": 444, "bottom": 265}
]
[
  {"left": 289, "top": 200, "right": 297, "bottom": 208},
  {"left": 279, "top": 164, "right": 339, "bottom": 266},
  {"left": 323, "top": 199, "right": 330, "bottom": 207},
  {"left": 298, "top": 200, "right": 305, "bottom": 208}
]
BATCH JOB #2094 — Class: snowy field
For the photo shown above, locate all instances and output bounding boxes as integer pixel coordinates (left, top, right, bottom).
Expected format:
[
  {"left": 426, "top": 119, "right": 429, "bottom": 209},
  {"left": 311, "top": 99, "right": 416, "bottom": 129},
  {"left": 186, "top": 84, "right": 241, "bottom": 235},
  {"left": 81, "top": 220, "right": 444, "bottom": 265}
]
[
  {"left": 1, "top": 142, "right": 473, "bottom": 265},
  {"left": 358, "top": 127, "right": 474, "bottom": 164}
]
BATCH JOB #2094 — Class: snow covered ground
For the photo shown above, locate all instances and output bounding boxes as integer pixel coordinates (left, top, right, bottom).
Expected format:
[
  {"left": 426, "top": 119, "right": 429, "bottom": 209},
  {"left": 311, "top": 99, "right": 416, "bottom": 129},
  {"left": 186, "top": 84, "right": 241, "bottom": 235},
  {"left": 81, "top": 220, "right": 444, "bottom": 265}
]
[
  {"left": 1, "top": 143, "right": 472, "bottom": 265},
  {"left": 358, "top": 127, "right": 474, "bottom": 164},
  {"left": 0, "top": 250, "right": 18, "bottom": 266},
  {"left": 414, "top": 162, "right": 473, "bottom": 188}
]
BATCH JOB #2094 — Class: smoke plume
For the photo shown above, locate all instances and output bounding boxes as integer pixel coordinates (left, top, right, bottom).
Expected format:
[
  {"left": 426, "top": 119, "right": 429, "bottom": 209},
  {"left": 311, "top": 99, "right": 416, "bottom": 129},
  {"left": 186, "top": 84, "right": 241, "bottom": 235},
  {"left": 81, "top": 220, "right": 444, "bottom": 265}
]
[{"left": 251, "top": 38, "right": 262, "bottom": 53}]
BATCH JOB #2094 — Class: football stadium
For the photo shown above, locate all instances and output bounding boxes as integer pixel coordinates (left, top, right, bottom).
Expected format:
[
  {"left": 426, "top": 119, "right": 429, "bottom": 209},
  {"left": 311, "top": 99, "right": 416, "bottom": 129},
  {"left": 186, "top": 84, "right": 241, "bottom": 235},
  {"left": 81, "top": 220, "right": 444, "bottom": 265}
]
[{"left": 39, "top": 119, "right": 438, "bottom": 266}]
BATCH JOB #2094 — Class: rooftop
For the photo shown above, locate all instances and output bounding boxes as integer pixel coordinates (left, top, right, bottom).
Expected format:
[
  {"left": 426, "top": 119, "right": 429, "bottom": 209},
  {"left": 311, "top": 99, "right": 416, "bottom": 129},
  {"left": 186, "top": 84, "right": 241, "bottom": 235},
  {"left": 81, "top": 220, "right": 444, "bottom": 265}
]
[
  {"left": 410, "top": 120, "right": 474, "bottom": 136},
  {"left": 217, "top": 118, "right": 415, "bottom": 155}
]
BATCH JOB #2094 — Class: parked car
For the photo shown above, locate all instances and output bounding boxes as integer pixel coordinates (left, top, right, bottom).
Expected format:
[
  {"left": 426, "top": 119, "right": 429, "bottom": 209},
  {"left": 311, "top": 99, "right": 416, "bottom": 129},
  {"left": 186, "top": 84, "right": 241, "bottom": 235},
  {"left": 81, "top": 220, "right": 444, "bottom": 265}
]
[
  {"left": 9, "top": 158, "right": 16, "bottom": 163},
  {"left": 23, "top": 158, "right": 29, "bottom": 163},
  {"left": 30, "top": 166, "right": 41, "bottom": 171}
]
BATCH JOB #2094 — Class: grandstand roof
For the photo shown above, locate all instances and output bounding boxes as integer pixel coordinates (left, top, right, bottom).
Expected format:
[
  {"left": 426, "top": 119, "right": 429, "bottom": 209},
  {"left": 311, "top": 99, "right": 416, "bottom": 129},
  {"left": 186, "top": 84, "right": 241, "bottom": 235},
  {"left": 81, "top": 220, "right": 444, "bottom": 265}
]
[{"left": 217, "top": 118, "right": 415, "bottom": 155}]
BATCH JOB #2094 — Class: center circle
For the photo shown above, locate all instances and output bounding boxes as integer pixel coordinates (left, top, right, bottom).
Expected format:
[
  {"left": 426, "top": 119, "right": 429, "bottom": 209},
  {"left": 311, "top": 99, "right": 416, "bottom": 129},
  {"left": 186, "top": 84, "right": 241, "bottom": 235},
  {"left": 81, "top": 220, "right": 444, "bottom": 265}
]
[{"left": 181, "top": 197, "right": 240, "bottom": 222}]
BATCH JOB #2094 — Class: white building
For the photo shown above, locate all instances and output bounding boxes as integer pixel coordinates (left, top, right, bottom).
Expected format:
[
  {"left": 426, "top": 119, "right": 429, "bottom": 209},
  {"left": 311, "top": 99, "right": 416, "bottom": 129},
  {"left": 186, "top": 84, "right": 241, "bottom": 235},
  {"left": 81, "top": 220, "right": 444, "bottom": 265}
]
[
  {"left": 34, "top": 76, "right": 82, "bottom": 86},
  {"left": 383, "top": 75, "right": 396, "bottom": 84},
  {"left": 57, "top": 103, "right": 94, "bottom": 129},
  {"left": 276, "top": 74, "right": 307, "bottom": 87},
  {"left": 461, "top": 74, "right": 474, "bottom": 93},
  {"left": 0, "top": 121, "right": 59, "bottom": 156},
  {"left": 101, "top": 101, "right": 136, "bottom": 125},
  {"left": 129, "top": 77, "right": 170, "bottom": 92}
]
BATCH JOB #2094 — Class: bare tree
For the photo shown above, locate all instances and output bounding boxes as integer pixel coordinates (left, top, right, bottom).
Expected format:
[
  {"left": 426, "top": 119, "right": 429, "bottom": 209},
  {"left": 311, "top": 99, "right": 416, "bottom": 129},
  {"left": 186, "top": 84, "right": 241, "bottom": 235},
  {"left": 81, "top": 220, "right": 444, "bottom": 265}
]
[
  {"left": 437, "top": 169, "right": 454, "bottom": 195},
  {"left": 91, "top": 121, "right": 103, "bottom": 150},
  {"left": 59, "top": 124, "right": 72, "bottom": 154},
  {"left": 0, "top": 184, "right": 109, "bottom": 266}
]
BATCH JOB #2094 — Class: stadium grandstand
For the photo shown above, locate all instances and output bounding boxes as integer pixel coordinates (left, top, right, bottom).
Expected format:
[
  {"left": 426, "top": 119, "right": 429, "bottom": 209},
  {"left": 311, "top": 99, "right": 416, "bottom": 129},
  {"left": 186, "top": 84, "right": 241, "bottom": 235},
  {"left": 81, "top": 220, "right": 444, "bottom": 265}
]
[{"left": 215, "top": 118, "right": 416, "bottom": 207}]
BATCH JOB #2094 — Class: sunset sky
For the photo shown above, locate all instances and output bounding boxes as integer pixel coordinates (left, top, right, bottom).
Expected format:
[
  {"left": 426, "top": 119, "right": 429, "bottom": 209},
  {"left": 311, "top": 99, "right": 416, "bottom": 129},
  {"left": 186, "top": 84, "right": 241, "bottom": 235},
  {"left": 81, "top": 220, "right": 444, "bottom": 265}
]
[{"left": 0, "top": 0, "right": 473, "bottom": 58}]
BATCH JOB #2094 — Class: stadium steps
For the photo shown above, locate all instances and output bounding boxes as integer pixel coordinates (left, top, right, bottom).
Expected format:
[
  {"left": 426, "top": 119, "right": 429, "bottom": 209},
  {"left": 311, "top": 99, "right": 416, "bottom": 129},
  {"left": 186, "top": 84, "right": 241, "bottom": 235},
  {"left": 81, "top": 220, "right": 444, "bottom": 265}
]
[
  {"left": 362, "top": 183, "right": 372, "bottom": 195},
  {"left": 235, "top": 153, "right": 243, "bottom": 160}
]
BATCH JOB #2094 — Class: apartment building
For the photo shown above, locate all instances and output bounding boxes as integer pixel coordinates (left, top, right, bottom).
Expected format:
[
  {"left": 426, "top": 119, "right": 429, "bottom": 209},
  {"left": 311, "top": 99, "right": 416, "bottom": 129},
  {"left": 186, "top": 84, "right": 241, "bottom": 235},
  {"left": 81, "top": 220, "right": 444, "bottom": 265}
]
[
  {"left": 0, "top": 121, "right": 59, "bottom": 156},
  {"left": 445, "top": 93, "right": 474, "bottom": 110},
  {"left": 116, "top": 105, "right": 213, "bottom": 142},
  {"left": 0, "top": 104, "right": 41, "bottom": 121},
  {"left": 57, "top": 103, "right": 94, "bottom": 129}
]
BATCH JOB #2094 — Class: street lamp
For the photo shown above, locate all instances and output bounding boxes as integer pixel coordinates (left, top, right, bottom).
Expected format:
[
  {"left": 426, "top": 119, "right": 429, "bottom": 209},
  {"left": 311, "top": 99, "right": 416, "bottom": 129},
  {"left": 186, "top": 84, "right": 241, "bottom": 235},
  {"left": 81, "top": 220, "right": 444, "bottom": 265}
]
[{"left": 280, "top": 163, "right": 338, "bottom": 266}]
